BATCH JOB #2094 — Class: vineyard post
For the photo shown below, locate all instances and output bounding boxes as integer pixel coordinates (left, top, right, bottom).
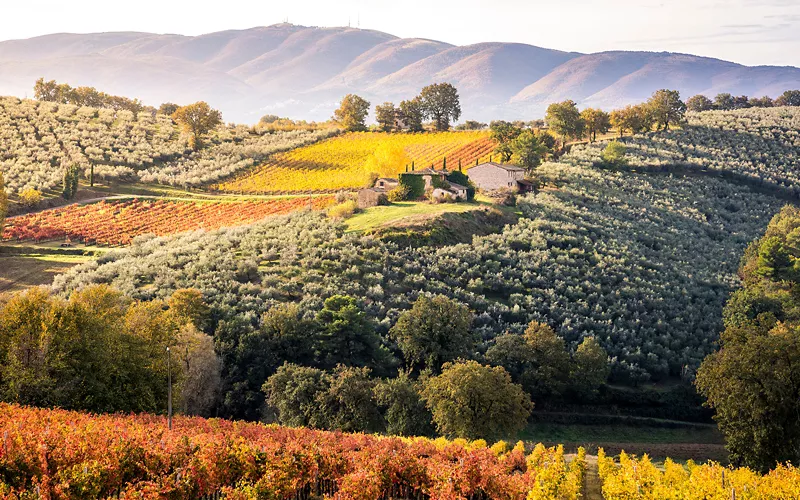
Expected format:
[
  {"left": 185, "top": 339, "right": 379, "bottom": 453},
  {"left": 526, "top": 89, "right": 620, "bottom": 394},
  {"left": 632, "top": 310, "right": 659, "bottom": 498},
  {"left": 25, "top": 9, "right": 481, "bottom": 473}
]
[{"left": 167, "top": 346, "right": 173, "bottom": 430}]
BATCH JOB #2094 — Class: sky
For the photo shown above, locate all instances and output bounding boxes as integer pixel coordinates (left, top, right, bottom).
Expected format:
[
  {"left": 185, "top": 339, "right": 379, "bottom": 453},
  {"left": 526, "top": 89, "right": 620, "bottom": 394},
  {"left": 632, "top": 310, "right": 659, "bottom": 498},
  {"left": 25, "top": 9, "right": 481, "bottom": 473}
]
[{"left": 2, "top": 0, "right": 800, "bottom": 67}]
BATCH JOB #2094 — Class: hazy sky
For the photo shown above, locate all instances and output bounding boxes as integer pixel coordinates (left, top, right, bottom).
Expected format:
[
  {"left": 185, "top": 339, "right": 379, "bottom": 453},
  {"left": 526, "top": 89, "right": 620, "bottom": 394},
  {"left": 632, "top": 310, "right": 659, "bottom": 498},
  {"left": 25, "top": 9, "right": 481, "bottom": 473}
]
[{"left": 3, "top": 0, "right": 799, "bottom": 67}]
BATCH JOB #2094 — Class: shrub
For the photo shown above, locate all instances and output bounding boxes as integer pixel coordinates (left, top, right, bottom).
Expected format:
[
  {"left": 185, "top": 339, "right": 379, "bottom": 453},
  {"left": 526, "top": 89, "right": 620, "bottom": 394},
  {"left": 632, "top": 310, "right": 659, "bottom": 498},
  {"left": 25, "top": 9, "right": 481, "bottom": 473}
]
[
  {"left": 601, "top": 141, "right": 627, "bottom": 167},
  {"left": 387, "top": 184, "right": 411, "bottom": 202},
  {"left": 327, "top": 200, "right": 358, "bottom": 219},
  {"left": 18, "top": 188, "right": 42, "bottom": 208}
]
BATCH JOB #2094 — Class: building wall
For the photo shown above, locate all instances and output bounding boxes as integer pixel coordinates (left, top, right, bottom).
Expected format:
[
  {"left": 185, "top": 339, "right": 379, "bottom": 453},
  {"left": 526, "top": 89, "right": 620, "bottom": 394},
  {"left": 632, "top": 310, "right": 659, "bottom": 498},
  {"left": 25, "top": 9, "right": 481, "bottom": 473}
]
[{"left": 468, "top": 164, "right": 522, "bottom": 191}]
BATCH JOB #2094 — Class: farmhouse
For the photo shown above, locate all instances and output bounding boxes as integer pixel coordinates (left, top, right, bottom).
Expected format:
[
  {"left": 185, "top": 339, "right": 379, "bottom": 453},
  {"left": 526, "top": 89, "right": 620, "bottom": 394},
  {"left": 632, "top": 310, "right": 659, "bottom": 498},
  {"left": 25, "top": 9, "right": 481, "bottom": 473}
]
[{"left": 467, "top": 162, "right": 535, "bottom": 193}]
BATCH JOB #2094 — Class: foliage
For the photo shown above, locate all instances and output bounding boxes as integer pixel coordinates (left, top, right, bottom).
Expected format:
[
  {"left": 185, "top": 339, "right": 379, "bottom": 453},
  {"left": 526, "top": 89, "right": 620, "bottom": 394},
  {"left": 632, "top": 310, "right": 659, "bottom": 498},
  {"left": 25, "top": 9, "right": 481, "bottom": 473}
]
[
  {"left": 545, "top": 100, "right": 583, "bottom": 143},
  {"left": 421, "top": 360, "right": 533, "bottom": 440},
  {"left": 609, "top": 104, "right": 654, "bottom": 136},
  {"left": 326, "top": 199, "right": 359, "bottom": 220},
  {"left": 172, "top": 101, "right": 223, "bottom": 150},
  {"left": 0, "top": 97, "right": 330, "bottom": 192},
  {"left": 375, "top": 102, "right": 397, "bottom": 132},
  {"left": 696, "top": 206, "right": 800, "bottom": 471},
  {"left": 0, "top": 172, "right": 6, "bottom": 232},
  {"left": 389, "top": 295, "right": 475, "bottom": 373},
  {"left": 598, "top": 448, "right": 800, "bottom": 499},
  {"left": 0, "top": 404, "right": 586, "bottom": 499},
  {"left": 775, "top": 90, "right": 800, "bottom": 107},
  {"left": 17, "top": 188, "right": 42, "bottom": 208},
  {"left": 647, "top": 89, "right": 686, "bottom": 130},
  {"left": 0, "top": 285, "right": 219, "bottom": 414},
  {"left": 571, "top": 337, "right": 611, "bottom": 398},
  {"left": 399, "top": 173, "right": 426, "bottom": 200},
  {"left": 565, "top": 106, "right": 800, "bottom": 196},
  {"left": 511, "top": 130, "right": 551, "bottom": 171},
  {"left": 419, "top": 83, "right": 462, "bottom": 131},
  {"left": 456, "top": 120, "right": 487, "bottom": 131},
  {"left": 490, "top": 121, "right": 522, "bottom": 162},
  {"left": 334, "top": 94, "right": 371, "bottom": 132},
  {"left": 374, "top": 371, "right": 435, "bottom": 436},
  {"left": 2, "top": 197, "right": 334, "bottom": 245},
  {"left": 579, "top": 108, "right": 611, "bottom": 142},
  {"left": 315, "top": 295, "right": 392, "bottom": 371},
  {"left": 601, "top": 141, "right": 627, "bottom": 167},
  {"left": 34, "top": 78, "right": 144, "bottom": 114},
  {"left": 686, "top": 94, "right": 714, "bottom": 112},
  {"left": 61, "top": 164, "right": 80, "bottom": 200},
  {"left": 158, "top": 102, "right": 179, "bottom": 116},
  {"left": 446, "top": 170, "right": 476, "bottom": 200},
  {"left": 397, "top": 98, "right": 425, "bottom": 132},
  {"left": 216, "top": 131, "right": 495, "bottom": 194},
  {"left": 386, "top": 184, "right": 412, "bottom": 202}
]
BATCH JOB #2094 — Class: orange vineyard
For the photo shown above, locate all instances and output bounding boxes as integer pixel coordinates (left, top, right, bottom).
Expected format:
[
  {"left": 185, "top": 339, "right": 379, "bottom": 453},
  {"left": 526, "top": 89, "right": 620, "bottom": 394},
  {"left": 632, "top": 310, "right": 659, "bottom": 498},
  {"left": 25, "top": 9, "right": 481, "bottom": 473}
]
[
  {"left": 2, "top": 197, "right": 334, "bottom": 246},
  {"left": 0, "top": 404, "right": 585, "bottom": 499},
  {"left": 215, "top": 131, "right": 497, "bottom": 194}
]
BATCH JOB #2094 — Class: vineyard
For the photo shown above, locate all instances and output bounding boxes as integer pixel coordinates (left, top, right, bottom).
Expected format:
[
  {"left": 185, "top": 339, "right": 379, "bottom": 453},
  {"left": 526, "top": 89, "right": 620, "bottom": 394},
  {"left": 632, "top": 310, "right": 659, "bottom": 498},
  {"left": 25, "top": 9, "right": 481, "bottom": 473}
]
[
  {"left": 0, "top": 97, "right": 331, "bottom": 193},
  {"left": 215, "top": 131, "right": 497, "bottom": 193},
  {"left": 597, "top": 449, "right": 800, "bottom": 498},
  {"left": 0, "top": 404, "right": 585, "bottom": 499},
  {"left": 2, "top": 197, "right": 333, "bottom": 245},
  {"left": 565, "top": 106, "right": 800, "bottom": 196}
]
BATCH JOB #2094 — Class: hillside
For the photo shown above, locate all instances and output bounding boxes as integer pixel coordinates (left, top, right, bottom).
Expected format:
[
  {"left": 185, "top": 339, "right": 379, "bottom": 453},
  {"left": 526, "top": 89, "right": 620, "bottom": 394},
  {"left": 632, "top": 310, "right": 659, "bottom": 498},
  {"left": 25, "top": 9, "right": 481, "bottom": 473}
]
[{"left": 1, "top": 24, "right": 799, "bottom": 123}]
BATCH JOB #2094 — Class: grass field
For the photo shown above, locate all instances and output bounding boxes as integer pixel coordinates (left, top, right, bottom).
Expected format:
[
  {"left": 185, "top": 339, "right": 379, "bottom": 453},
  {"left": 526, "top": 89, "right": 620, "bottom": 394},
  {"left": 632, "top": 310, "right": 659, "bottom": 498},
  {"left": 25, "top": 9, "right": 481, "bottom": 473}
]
[
  {"left": 215, "top": 131, "right": 497, "bottom": 194},
  {"left": 0, "top": 253, "right": 94, "bottom": 295},
  {"left": 345, "top": 200, "right": 488, "bottom": 232}
]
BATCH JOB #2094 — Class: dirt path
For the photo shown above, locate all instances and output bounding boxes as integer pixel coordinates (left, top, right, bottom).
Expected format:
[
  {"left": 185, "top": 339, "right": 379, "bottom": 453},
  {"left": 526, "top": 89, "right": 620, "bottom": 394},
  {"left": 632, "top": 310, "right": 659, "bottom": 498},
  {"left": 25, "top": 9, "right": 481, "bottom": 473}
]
[{"left": 584, "top": 455, "right": 603, "bottom": 500}]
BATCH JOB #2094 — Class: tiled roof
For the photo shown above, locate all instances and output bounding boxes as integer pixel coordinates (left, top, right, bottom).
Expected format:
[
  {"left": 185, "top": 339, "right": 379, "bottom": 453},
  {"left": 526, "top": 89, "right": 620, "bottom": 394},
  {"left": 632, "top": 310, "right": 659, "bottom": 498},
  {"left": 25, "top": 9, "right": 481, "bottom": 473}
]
[{"left": 467, "top": 162, "right": 525, "bottom": 172}]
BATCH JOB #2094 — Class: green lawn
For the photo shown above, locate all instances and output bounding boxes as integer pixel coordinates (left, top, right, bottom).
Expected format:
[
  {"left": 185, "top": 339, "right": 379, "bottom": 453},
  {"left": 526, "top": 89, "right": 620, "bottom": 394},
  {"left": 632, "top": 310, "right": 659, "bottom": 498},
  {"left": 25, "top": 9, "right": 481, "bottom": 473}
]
[{"left": 345, "top": 201, "right": 487, "bottom": 232}]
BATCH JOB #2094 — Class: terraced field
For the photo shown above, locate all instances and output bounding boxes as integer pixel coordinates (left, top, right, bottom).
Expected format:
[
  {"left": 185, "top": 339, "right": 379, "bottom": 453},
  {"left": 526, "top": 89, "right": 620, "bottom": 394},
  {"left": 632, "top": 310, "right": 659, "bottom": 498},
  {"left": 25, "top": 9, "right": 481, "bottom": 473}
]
[{"left": 2, "top": 196, "right": 334, "bottom": 245}]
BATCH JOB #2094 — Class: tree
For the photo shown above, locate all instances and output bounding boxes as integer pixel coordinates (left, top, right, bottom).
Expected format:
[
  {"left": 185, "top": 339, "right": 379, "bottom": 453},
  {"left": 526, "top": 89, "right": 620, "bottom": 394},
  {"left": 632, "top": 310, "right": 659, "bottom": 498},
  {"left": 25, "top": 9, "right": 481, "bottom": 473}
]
[
  {"left": 334, "top": 94, "right": 371, "bottom": 132},
  {"left": 172, "top": 102, "right": 222, "bottom": 150},
  {"left": 732, "top": 95, "right": 751, "bottom": 109},
  {"left": 0, "top": 173, "right": 7, "bottom": 233},
  {"left": 510, "top": 130, "right": 550, "bottom": 172},
  {"left": 375, "top": 102, "right": 397, "bottom": 132},
  {"left": 696, "top": 320, "right": 800, "bottom": 471},
  {"left": 490, "top": 121, "right": 523, "bottom": 162},
  {"left": 173, "top": 324, "right": 221, "bottom": 416},
  {"left": 33, "top": 78, "right": 61, "bottom": 101},
  {"left": 647, "top": 89, "right": 686, "bottom": 130},
  {"left": 167, "top": 288, "right": 210, "bottom": 331},
  {"left": 315, "top": 295, "right": 391, "bottom": 371},
  {"left": 570, "top": 337, "right": 610, "bottom": 398},
  {"left": 159, "top": 102, "right": 180, "bottom": 116},
  {"left": 775, "top": 90, "right": 800, "bottom": 107},
  {"left": 580, "top": 108, "right": 611, "bottom": 143},
  {"left": 455, "top": 120, "right": 487, "bottom": 131},
  {"left": 545, "top": 100, "right": 583, "bottom": 144},
  {"left": 314, "top": 365, "right": 383, "bottom": 432},
  {"left": 421, "top": 360, "right": 533, "bottom": 440},
  {"left": 686, "top": 95, "right": 714, "bottom": 112},
  {"left": 389, "top": 295, "right": 475, "bottom": 372},
  {"left": 713, "top": 93, "right": 734, "bottom": 110},
  {"left": 263, "top": 363, "right": 329, "bottom": 427},
  {"left": 485, "top": 322, "right": 572, "bottom": 400},
  {"left": 62, "top": 164, "right": 80, "bottom": 200},
  {"left": 419, "top": 83, "right": 461, "bottom": 131},
  {"left": 397, "top": 98, "right": 425, "bottom": 132},
  {"left": 749, "top": 96, "right": 774, "bottom": 108},
  {"left": 374, "top": 371, "right": 434, "bottom": 436},
  {"left": 601, "top": 141, "right": 627, "bottom": 168}
]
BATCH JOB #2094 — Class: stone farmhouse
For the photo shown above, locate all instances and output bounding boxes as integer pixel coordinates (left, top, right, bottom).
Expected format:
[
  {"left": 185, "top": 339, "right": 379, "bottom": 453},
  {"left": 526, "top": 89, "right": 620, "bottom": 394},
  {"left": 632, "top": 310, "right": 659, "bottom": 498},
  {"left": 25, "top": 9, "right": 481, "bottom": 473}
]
[
  {"left": 467, "top": 162, "right": 535, "bottom": 193},
  {"left": 358, "top": 168, "right": 469, "bottom": 208}
]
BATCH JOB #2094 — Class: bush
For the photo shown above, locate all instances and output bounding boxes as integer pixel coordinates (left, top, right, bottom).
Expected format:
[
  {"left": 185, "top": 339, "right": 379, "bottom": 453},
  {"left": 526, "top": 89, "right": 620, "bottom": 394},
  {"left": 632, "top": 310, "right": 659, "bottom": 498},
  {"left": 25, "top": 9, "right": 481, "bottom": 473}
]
[
  {"left": 601, "top": 141, "right": 627, "bottom": 167},
  {"left": 18, "top": 188, "right": 42, "bottom": 208},
  {"left": 387, "top": 184, "right": 411, "bottom": 202},
  {"left": 327, "top": 200, "right": 358, "bottom": 219}
]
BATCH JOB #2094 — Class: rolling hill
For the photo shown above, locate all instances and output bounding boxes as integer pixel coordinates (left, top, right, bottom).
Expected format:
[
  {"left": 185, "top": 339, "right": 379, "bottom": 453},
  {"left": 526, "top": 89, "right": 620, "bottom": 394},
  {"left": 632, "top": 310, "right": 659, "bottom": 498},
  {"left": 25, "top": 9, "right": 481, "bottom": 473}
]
[{"left": 0, "top": 24, "right": 799, "bottom": 123}]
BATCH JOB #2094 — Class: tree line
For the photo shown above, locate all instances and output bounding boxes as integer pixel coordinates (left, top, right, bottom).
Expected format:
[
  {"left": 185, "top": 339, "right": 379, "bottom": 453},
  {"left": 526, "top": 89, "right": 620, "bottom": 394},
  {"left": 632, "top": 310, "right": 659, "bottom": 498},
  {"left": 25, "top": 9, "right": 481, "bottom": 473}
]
[
  {"left": 686, "top": 90, "right": 800, "bottom": 112},
  {"left": 333, "top": 83, "right": 462, "bottom": 132}
]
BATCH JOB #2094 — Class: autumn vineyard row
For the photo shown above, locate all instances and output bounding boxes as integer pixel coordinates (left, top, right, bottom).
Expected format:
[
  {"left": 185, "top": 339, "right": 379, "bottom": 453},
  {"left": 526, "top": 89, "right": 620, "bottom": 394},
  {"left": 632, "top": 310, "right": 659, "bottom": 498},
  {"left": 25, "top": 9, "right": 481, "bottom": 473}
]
[
  {"left": 2, "top": 197, "right": 334, "bottom": 246},
  {"left": 215, "top": 131, "right": 497, "bottom": 194},
  {"left": 0, "top": 404, "right": 584, "bottom": 499}
]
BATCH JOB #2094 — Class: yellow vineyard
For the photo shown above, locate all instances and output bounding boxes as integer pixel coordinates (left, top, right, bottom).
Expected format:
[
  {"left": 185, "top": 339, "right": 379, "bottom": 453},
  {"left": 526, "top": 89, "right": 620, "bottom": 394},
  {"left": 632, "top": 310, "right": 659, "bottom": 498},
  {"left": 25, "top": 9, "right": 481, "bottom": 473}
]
[
  {"left": 214, "top": 131, "right": 497, "bottom": 193},
  {"left": 598, "top": 449, "right": 800, "bottom": 499}
]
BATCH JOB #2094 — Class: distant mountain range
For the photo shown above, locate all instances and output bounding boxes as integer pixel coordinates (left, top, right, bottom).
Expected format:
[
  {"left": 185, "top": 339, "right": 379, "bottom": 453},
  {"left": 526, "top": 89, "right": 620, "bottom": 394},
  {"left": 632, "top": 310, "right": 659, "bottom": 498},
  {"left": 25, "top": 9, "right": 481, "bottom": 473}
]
[{"left": 1, "top": 24, "right": 799, "bottom": 124}]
